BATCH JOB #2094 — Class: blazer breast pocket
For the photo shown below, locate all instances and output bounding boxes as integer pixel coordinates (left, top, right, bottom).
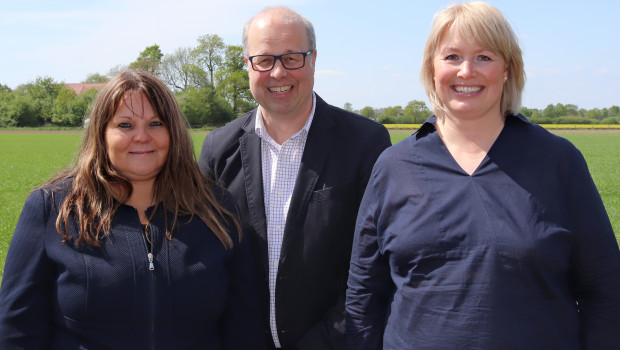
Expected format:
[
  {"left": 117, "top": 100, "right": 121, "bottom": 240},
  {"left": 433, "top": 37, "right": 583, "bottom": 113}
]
[{"left": 311, "top": 180, "right": 354, "bottom": 202}]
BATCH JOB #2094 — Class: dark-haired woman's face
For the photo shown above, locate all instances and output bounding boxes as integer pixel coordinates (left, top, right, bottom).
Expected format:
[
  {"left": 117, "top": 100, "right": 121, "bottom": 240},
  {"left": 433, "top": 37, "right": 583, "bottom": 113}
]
[{"left": 105, "top": 92, "right": 169, "bottom": 186}]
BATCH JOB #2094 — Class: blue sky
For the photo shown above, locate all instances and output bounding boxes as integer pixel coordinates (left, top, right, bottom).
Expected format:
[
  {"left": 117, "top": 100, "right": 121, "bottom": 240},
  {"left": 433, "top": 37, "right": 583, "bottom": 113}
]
[{"left": 1, "top": 0, "right": 618, "bottom": 111}]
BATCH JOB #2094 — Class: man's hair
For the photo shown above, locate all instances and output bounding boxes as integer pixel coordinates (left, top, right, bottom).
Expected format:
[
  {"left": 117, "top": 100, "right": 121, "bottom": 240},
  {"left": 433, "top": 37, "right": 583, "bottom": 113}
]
[{"left": 242, "top": 6, "right": 316, "bottom": 57}]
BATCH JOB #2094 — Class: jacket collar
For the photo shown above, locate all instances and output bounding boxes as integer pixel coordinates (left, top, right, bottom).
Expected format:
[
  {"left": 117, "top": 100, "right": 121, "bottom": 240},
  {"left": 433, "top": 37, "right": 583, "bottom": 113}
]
[{"left": 239, "top": 94, "right": 336, "bottom": 267}]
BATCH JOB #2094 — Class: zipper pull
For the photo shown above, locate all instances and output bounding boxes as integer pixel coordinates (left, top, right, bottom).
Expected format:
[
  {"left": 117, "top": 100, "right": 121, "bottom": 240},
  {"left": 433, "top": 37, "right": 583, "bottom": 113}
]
[{"left": 148, "top": 252, "right": 155, "bottom": 271}]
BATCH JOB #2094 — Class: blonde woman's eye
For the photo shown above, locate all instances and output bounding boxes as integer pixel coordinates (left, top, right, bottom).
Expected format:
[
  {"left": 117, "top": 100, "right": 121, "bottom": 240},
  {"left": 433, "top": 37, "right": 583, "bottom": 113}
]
[{"left": 444, "top": 54, "right": 459, "bottom": 61}]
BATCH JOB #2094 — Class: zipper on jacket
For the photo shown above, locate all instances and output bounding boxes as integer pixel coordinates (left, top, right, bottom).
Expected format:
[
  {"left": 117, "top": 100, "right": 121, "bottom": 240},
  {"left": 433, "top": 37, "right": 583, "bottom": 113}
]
[
  {"left": 147, "top": 252, "right": 154, "bottom": 271},
  {"left": 142, "top": 222, "right": 157, "bottom": 350},
  {"left": 143, "top": 224, "right": 155, "bottom": 271}
]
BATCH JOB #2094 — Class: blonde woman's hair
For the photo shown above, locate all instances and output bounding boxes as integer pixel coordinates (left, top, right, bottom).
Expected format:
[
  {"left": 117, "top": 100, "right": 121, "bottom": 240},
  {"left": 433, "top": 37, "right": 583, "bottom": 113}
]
[{"left": 421, "top": 1, "right": 525, "bottom": 119}]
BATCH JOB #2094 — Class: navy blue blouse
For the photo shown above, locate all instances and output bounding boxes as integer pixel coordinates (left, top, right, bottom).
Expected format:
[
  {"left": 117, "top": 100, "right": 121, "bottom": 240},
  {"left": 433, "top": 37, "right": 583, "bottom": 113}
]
[
  {"left": 0, "top": 181, "right": 265, "bottom": 349},
  {"left": 346, "top": 114, "right": 620, "bottom": 349}
]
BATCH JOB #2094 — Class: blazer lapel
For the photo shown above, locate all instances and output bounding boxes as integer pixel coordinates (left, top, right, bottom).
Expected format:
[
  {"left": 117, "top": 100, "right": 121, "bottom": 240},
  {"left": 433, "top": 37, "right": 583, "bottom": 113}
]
[
  {"left": 239, "top": 115, "right": 269, "bottom": 275},
  {"left": 279, "top": 97, "right": 335, "bottom": 263}
]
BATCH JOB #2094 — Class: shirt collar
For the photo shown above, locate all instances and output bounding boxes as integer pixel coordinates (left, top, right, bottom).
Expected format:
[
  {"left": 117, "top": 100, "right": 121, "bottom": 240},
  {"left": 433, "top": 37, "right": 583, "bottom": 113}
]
[
  {"left": 417, "top": 115, "right": 438, "bottom": 137},
  {"left": 255, "top": 92, "right": 316, "bottom": 141},
  {"left": 418, "top": 113, "right": 531, "bottom": 137}
]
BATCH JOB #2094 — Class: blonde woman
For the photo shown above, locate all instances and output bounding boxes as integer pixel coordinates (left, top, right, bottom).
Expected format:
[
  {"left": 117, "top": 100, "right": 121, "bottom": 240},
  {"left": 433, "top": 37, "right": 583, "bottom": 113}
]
[{"left": 346, "top": 2, "right": 620, "bottom": 349}]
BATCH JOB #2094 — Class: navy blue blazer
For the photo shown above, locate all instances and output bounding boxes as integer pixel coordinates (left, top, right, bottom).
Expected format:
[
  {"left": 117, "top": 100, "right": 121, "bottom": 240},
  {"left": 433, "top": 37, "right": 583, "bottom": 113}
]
[
  {"left": 198, "top": 95, "right": 391, "bottom": 349},
  {"left": 0, "top": 180, "right": 265, "bottom": 349}
]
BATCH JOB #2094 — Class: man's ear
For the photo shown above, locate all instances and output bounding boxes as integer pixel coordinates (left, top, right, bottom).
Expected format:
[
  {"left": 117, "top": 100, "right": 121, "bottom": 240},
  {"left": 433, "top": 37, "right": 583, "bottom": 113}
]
[{"left": 308, "top": 50, "right": 317, "bottom": 68}]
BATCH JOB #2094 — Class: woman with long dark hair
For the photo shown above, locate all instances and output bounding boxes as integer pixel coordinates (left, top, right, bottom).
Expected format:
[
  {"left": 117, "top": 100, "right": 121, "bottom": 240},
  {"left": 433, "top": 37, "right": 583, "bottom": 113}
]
[{"left": 0, "top": 70, "right": 264, "bottom": 349}]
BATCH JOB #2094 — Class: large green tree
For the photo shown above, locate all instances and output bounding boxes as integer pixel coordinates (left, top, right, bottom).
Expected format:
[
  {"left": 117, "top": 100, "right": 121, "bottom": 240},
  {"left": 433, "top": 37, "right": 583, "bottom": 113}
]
[
  {"left": 585, "top": 108, "right": 602, "bottom": 120},
  {"left": 51, "top": 87, "right": 77, "bottom": 125},
  {"left": 0, "top": 87, "right": 15, "bottom": 126},
  {"left": 193, "top": 34, "right": 225, "bottom": 88},
  {"left": 542, "top": 104, "right": 558, "bottom": 119},
  {"left": 601, "top": 108, "right": 609, "bottom": 119},
  {"left": 129, "top": 44, "right": 164, "bottom": 74},
  {"left": 377, "top": 105, "right": 403, "bottom": 124},
  {"left": 0, "top": 92, "right": 41, "bottom": 127},
  {"left": 20, "top": 76, "right": 63, "bottom": 124},
  {"left": 160, "top": 47, "right": 207, "bottom": 91},
  {"left": 51, "top": 87, "right": 97, "bottom": 126},
  {"left": 360, "top": 106, "right": 377, "bottom": 121},
  {"left": 554, "top": 103, "right": 567, "bottom": 117},
  {"left": 176, "top": 87, "right": 235, "bottom": 127},
  {"left": 401, "top": 100, "right": 431, "bottom": 123},
  {"left": 216, "top": 45, "right": 256, "bottom": 115},
  {"left": 565, "top": 104, "right": 579, "bottom": 116}
]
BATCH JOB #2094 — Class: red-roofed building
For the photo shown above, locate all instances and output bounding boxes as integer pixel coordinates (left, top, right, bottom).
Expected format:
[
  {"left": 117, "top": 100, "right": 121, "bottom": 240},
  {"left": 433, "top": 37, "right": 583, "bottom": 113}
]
[{"left": 64, "top": 83, "right": 106, "bottom": 94}]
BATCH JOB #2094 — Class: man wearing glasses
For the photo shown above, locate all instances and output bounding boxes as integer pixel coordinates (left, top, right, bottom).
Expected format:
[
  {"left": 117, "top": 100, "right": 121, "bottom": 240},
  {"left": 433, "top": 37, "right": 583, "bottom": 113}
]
[{"left": 198, "top": 6, "right": 390, "bottom": 349}]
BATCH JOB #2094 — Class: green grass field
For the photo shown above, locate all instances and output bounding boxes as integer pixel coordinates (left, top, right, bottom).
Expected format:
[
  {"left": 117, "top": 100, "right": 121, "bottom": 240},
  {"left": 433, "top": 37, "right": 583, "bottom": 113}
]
[{"left": 1, "top": 131, "right": 619, "bottom": 286}]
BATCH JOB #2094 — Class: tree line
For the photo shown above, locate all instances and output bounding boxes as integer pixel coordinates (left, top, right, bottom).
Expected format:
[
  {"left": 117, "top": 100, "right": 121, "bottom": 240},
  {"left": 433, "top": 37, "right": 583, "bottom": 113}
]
[
  {"left": 0, "top": 34, "right": 256, "bottom": 128},
  {"left": 345, "top": 101, "right": 620, "bottom": 125},
  {"left": 520, "top": 104, "right": 620, "bottom": 124},
  {"left": 1, "top": 33, "right": 619, "bottom": 128}
]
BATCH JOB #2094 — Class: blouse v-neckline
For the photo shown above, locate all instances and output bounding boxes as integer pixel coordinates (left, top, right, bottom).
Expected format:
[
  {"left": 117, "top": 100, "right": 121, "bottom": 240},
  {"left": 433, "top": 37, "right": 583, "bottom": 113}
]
[{"left": 434, "top": 121, "right": 506, "bottom": 176}]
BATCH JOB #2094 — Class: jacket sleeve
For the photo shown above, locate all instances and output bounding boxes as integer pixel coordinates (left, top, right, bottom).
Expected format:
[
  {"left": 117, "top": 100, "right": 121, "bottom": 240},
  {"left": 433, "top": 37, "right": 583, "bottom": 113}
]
[
  {"left": 0, "top": 189, "right": 54, "bottom": 349},
  {"left": 297, "top": 126, "right": 392, "bottom": 350},
  {"left": 564, "top": 147, "right": 620, "bottom": 349},
  {"left": 345, "top": 162, "right": 393, "bottom": 350},
  {"left": 198, "top": 131, "right": 216, "bottom": 182},
  {"left": 220, "top": 191, "right": 266, "bottom": 350}
]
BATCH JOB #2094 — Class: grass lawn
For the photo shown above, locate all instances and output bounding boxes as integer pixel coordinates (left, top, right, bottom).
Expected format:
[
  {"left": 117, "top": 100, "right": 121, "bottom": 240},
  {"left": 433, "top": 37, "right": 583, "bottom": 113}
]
[
  {"left": 1, "top": 131, "right": 619, "bottom": 286},
  {"left": 0, "top": 133, "right": 82, "bottom": 287}
]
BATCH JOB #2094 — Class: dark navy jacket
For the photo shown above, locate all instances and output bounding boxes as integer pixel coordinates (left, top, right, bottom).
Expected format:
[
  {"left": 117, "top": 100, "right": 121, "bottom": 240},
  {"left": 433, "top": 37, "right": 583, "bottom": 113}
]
[
  {"left": 0, "top": 181, "right": 265, "bottom": 349},
  {"left": 199, "top": 95, "right": 391, "bottom": 349}
]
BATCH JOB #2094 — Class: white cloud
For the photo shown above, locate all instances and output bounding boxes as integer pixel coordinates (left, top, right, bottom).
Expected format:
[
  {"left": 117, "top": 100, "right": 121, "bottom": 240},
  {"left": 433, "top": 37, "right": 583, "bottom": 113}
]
[{"left": 595, "top": 68, "right": 614, "bottom": 75}]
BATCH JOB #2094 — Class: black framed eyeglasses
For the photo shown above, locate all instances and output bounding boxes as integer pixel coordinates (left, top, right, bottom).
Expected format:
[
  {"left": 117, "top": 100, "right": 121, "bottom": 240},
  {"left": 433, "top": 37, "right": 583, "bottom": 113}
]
[{"left": 248, "top": 51, "right": 313, "bottom": 72}]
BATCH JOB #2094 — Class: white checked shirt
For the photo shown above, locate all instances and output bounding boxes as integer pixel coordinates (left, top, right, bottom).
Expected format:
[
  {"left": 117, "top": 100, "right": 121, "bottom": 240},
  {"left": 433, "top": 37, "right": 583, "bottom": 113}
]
[{"left": 255, "top": 93, "right": 316, "bottom": 348}]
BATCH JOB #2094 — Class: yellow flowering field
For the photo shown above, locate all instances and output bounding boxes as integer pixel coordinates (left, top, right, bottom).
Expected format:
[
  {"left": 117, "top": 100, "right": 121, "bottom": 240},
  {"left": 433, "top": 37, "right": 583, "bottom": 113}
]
[
  {"left": 384, "top": 123, "right": 620, "bottom": 130},
  {"left": 539, "top": 124, "right": 620, "bottom": 130},
  {"left": 383, "top": 124, "right": 423, "bottom": 129}
]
